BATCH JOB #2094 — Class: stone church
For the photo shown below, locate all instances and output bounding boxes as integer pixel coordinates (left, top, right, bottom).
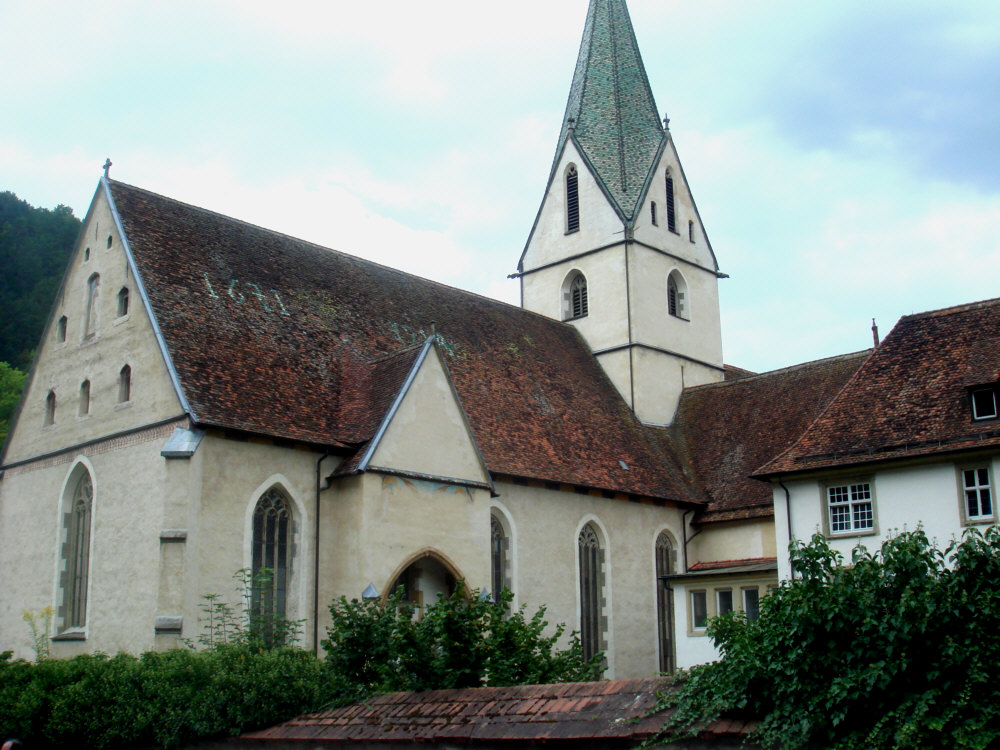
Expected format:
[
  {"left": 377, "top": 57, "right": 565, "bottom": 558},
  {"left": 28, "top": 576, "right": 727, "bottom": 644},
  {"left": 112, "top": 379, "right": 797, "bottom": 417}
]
[{"left": 0, "top": 0, "right": 868, "bottom": 675}]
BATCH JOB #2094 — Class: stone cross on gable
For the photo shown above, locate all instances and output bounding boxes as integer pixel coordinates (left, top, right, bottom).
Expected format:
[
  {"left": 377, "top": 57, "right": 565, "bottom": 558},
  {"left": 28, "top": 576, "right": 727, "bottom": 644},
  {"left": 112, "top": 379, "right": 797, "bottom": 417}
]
[{"left": 103, "top": 158, "right": 112, "bottom": 179}]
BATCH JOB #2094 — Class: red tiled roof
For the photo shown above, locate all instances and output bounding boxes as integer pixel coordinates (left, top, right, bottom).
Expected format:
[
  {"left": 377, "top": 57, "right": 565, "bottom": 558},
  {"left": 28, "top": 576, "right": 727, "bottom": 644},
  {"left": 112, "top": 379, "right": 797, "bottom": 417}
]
[
  {"left": 757, "top": 298, "right": 1000, "bottom": 477},
  {"left": 687, "top": 557, "right": 776, "bottom": 572},
  {"left": 660, "top": 351, "right": 870, "bottom": 522},
  {"left": 238, "top": 679, "right": 756, "bottom": 745},
  {"left": 109, "top": 180, "right": 699, "bottom": 503}
]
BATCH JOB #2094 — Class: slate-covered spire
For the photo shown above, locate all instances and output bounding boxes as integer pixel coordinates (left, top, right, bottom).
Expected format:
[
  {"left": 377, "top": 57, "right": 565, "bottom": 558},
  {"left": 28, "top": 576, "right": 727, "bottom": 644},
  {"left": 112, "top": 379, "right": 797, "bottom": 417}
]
[{"left": 557, "top": 0, "right": 664, "bottom": 220}]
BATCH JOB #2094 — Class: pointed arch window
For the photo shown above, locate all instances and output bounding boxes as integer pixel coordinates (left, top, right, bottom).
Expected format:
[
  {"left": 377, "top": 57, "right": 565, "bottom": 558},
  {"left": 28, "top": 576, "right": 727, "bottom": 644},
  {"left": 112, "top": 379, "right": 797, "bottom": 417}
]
[
  {"left": 79, "top": 380, "right": 90, "bottom": 416},
  {"left": 491, "top": 513, "right": 511, "bottom": 599},
  {"left": 566, "top": 165, "right": 580, "bottom": 233},
  {"left": 44, "top": 390, "right": 57, "bottom": 426},
  {"left": 57, "top": 315, "right": 68, "bottom": 343},
  {"left": 84, "top": 273, "right": 100, "bottom": 339},
  {"left": 118, "top": 365, "right": 131, "bottom": 403},
  {"left": 60, "top": 469, "right": 93, "bottom": 631},
  {"left": 252, "top": 487, "right": 292, "bottom": 642},
  {"left": 578, "top": 523, "right": 606, "bottom": 663},
  {"left": 117, "top": 287, "right": 129, "bottom": 317},
  {"left": 665, "top": 172, "right": 676, "bottom": 233},
  {"left": 655, "top": 531, "right": 675, "bottom": 674}
]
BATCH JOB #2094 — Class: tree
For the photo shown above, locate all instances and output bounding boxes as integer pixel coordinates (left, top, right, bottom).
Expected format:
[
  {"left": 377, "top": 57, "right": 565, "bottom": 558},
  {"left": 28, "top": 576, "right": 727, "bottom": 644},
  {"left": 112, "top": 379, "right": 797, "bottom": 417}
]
[
  {"left": 657, "top": 528, "right": 1000, "bottom": 749},
  {"left": 0, "top": 360, "right": 27, "bottom": 447},
  {"left": 322, "top": 584, "right": 603, "bottom": 705}
]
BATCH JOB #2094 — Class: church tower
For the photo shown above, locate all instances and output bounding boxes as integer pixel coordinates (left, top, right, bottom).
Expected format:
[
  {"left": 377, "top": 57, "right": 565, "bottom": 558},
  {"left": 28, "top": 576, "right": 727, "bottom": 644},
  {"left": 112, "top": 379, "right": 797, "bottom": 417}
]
[{"left": 518, "top": 0, "right": 725, "bottom": 425}]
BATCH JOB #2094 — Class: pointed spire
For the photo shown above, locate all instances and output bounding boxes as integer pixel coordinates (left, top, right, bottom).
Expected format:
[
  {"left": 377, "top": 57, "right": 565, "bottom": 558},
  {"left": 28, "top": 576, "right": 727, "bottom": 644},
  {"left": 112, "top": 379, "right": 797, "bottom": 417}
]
[{"left": 556, "top": 0, "right": 664, "bottom": 219}]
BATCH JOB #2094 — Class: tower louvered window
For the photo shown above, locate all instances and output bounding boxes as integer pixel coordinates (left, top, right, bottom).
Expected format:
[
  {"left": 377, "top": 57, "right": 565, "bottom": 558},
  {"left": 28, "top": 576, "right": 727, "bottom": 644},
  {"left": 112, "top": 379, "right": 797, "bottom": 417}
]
[
  {"left": 665, "top": 174, "right": 676, "bottom": 233},
  {"left": 571, "top": 274, "right": 588, "bottom": 319},
  {"left": 578, "top": 523, "right": 605, "bottom": 662},
  {"left": 566, "top": 165, "right": 580, "bottom": 232},
  {"left": 252, "top": 487, "right": 291, "bottom": 642}
]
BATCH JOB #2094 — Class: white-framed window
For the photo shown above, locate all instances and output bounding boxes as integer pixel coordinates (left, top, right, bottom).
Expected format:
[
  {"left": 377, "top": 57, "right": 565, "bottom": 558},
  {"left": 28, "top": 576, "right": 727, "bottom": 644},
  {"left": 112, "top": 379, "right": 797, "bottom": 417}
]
[
  {"left": 961, "top": 466, "right": 994, "bottom": 523},
  {"left": 972, "top": 388, "right": 998, "bottom": 421},
  {"left": 827, "top": 481, "right": 875, "bottom": 535},
  {"left": 690, "top": 590, "right": 708, "bottom": 630}
]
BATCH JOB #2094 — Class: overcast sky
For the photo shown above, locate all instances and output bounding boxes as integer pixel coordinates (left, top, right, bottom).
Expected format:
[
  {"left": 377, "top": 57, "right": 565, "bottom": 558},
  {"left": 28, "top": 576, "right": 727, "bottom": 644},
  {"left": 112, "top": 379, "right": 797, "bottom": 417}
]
[{"left": 3, "top": 0, "right": 999, "bottom": 373}]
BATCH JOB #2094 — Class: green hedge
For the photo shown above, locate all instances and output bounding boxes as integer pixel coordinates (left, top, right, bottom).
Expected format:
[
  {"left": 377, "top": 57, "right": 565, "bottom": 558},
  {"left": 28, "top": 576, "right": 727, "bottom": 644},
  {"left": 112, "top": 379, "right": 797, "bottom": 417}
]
[{"left": 0, "top": 645, "right": 332, "bottom": 749}]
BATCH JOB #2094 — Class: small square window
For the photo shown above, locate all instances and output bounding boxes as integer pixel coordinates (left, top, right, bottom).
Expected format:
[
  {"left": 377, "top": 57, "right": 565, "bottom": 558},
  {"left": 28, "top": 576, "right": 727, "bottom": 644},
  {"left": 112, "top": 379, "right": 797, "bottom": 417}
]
[
  {"left": 972, "top": 389, "right": 998, "bottom": 421},
  {"left": 691, "top": 590, "right": 707, "bottom": 629}
]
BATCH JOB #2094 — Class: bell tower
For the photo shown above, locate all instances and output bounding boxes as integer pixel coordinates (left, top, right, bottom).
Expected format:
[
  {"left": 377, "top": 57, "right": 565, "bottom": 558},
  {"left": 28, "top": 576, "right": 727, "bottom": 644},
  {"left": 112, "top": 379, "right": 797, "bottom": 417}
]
[{"left": 517, "top": 0, "right": 725, "bottom": 425}]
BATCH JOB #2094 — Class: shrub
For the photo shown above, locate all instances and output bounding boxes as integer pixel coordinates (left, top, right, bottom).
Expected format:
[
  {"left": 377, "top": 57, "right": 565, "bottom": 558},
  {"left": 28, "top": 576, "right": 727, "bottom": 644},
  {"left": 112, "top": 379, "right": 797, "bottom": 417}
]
[{"left": 656, "top": 528, "right": 1000, "bottom": 749}]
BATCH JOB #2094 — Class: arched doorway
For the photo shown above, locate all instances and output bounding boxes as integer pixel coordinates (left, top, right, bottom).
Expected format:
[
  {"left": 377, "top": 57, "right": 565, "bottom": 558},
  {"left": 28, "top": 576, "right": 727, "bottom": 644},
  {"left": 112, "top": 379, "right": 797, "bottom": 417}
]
[{"left": 386, "top": 551, "right": 461, "bottom": 614}]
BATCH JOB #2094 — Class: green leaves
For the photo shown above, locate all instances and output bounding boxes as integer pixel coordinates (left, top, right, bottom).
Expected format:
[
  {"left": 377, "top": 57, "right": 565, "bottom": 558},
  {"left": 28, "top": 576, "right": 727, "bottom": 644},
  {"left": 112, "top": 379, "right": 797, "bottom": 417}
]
[
  {"left": 658, "top": 528, "right": 1000, "bottom": 748},
  {"left": 322, "top": 584, "right": 602, "bottom": 704}
]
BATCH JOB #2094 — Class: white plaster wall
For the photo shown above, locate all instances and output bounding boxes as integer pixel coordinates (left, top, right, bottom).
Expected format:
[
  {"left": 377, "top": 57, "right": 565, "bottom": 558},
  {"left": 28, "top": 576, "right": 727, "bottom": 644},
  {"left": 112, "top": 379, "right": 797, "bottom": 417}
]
[
  {"left": 0, "top": 425, "right": 179, "bottom": 659},
  {"left": 318, "top": 472, "right": 491, "bottom": 640},
  {"left": 688, "top": 518, "right": 777, "bottom": 565},
  {"left": 4, "top": 188, "right": 183, "bottom": 464},
  {"left": 369, "top": 348, "right": 488, "bottom": 485},
  {"left": 494, "top": 481, "right": 687, "bottom": 679},
  {"left": 632, "top": 140, "right": 715, "bottom": 270},
  {"left": 776, "top": 453, "right": 1000, "bottom": 578},
  {"left": 522, "top": 140, "right": 628, "bottom": 272}
]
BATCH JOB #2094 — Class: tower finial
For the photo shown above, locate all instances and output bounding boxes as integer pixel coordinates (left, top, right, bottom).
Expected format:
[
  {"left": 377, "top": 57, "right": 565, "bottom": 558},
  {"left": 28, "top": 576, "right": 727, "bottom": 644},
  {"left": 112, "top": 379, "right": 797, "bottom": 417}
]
[
  {"left": 103, "top": 158, "right": 112, "bottom": 179},
  {"left": 872, "top": 318, "right": 880, "bottom": 347},
  {"left": 663, "top": 112, "right": 670, "bottom": 130}
]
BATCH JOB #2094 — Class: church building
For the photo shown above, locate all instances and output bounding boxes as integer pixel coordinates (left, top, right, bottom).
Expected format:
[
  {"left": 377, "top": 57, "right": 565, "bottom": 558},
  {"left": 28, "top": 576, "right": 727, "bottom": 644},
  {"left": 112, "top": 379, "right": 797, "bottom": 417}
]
[{"left": 5, "top": 0, "right": 991, "bottom": 677}]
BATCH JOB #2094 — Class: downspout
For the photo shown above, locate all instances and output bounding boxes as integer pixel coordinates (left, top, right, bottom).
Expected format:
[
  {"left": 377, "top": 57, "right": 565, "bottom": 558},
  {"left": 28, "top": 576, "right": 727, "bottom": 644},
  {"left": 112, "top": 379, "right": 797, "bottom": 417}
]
[
  {"left": 313, "top": 450, "right": 330, "bottom": 654},
  {"left": 779, "top": 478, "right": 794, "bottom": 581}
]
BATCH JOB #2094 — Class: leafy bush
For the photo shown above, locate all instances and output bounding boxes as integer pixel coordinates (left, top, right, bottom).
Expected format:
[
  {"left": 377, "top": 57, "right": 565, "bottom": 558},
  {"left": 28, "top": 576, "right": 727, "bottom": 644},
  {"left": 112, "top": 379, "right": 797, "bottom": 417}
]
[
  {"left": 322, "top": 584, "right": 602, "bottom": 703},
  {"left": 657, "top": 527, "right": 1000, "bottom": 749}
]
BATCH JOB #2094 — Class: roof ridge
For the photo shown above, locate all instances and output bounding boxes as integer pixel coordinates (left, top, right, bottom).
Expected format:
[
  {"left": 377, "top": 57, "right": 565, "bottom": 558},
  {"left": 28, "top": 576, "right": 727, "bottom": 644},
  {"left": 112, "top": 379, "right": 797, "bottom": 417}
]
[
  {"left": 686, "top": 349, "right": 873, "bottom": 392},
  {"left": 899, "top": 295, "right": 1000, "bottom": 323},
  {"left": 106, "top": 179, "right": 565, "bottom": 326}
]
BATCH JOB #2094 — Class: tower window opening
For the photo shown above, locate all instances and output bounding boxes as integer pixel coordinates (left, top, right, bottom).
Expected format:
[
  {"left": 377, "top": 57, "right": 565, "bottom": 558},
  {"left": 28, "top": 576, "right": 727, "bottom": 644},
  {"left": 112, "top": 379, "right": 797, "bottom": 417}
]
[
  {"left": 651, "top": 201, "right": 658, "bottom": 226},
  {"left": 566, "top": 165, "right": 580, "bottom": 233},
  {"left": 118, "top": 364, "right": 131, "bottom": 403},
  {"left": 117, "top": 287, "right": 129, "bottom": 317},
  {"left": 665, "top": 173, "right": 676, "bottom": 233}
]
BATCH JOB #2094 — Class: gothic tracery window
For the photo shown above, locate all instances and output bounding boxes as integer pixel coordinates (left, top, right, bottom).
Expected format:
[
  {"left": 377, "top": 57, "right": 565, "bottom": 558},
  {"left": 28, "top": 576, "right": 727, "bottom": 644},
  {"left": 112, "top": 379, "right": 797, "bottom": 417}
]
[
  {"left": 578, "top": 523, "right": 605, "bottom": 662},
  {"left": 252, "top": 487, "right": 292, "bottom": 640},
  {"left": 61, "top": 470, "right": 93, "bottom": 630},
  {"left": 655, "top": 531, "right": 675, "bottom": 673}
]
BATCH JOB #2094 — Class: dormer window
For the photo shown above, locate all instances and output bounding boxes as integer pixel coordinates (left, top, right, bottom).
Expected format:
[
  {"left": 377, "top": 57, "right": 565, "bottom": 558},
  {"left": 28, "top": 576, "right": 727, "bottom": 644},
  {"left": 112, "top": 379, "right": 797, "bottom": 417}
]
[
  {"left": 566, "top": 165, "right": 580, "bottom": 233},
  {"left": 972, "top": 388, "right": 998, "bottom": 421}
]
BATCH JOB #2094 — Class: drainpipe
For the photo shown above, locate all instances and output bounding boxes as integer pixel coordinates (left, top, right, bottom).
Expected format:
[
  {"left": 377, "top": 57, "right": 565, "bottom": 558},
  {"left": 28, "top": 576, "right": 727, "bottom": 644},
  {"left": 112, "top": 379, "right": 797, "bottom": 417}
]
[
  {"left": 313, "top": 450, "right": 330, "bottom": 654},
  {"left": 779, "top": 479, "right": 793, "bottom": 580}
]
